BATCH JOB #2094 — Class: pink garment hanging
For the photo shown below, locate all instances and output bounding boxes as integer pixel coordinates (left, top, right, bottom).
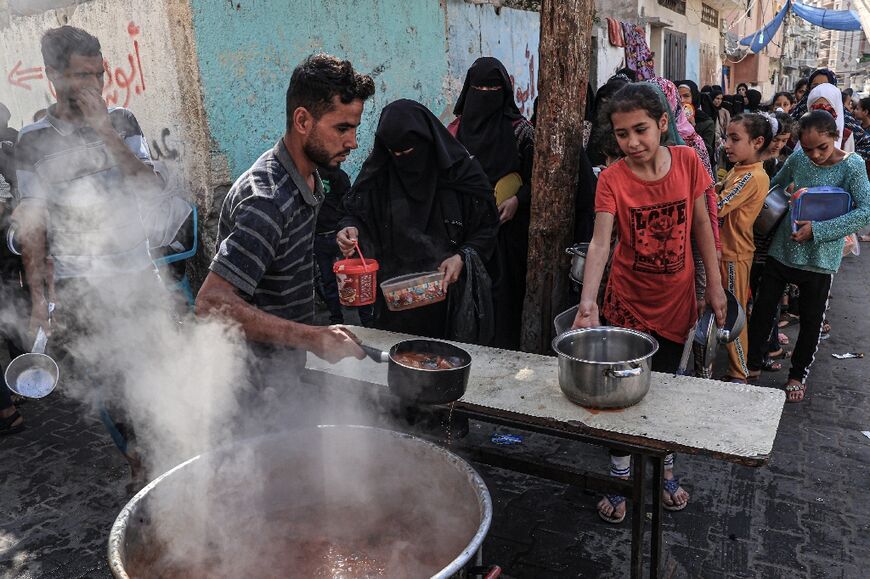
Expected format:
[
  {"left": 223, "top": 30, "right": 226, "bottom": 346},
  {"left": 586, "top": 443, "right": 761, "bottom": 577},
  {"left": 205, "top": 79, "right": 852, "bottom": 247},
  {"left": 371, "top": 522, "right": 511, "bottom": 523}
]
[{"left": 621, "top": 22, "right": 655, "bottom": 81}]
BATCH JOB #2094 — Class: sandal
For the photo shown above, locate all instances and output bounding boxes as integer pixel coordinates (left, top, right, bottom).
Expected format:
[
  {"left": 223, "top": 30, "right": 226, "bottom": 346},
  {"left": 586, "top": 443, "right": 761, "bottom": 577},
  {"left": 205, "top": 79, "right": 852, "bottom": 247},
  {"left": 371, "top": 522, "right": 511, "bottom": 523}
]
[
  {"left": 767, "top": 348, "right": 792, "bottom": 360},
  {"left": 762, "top": 358, "right": 783, "bottom": 372},
  {"left": 0, "top": 410, "right": 25, "bottom": 435},
  {"left": 778, "top": 313, "right": 799, "bottom": 328},
  {"left": 598, "top": 494, "right": 626, "bottom": 524},
  {"left": 662, "top": 477, "right": 689, "bottom": 511},
  {"left": 784, "top": 381, "right": 806, "bottom": 403}
]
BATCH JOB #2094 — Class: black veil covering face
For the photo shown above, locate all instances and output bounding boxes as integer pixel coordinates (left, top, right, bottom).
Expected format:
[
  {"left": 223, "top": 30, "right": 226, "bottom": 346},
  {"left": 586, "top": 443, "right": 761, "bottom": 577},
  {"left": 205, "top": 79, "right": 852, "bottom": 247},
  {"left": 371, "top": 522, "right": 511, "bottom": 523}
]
[
  {"left": 454, "top": 57, "right": 522, "bottom": 183},
  {"left": 345, "top": 99, "right": 496, "bottom": 273},
  {"left": 746, "top": 89, "right": 762, "bottom": 112}
]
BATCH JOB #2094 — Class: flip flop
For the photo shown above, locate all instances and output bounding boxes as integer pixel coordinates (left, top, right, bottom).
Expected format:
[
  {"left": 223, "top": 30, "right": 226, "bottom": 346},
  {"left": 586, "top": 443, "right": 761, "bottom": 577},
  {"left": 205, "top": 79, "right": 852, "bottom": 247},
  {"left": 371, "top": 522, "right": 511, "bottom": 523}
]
[
  {"left": 662, "top": 478, "right": 688, "bottom": 512},
  {"left": 598, "top": 494, "right": 626, "bottom": 524},
  {"left": 778, "top": 313, "right": 799, "bottom": 328},
  {"left": 762, "top": 359, "right": 783, "bottom": 372}
]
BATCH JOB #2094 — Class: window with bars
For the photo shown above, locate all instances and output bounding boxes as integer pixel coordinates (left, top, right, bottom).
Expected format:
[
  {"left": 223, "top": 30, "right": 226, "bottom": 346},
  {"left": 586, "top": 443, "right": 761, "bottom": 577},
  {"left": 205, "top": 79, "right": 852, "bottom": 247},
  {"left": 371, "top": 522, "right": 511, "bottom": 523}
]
[
  {"left": 658, "top": 0, "right": 686, "bottom": 15},
  {"left": 701, "top": 3, "right": 719, "bottom": 28}
]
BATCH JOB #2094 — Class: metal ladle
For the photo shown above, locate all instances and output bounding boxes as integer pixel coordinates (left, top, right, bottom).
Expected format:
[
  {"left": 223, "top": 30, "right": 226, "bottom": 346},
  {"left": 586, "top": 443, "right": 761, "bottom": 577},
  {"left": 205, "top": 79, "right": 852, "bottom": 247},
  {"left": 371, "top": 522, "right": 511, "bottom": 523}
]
[{"left": 5, "top": 305, "right": 59, "bottom": 399}]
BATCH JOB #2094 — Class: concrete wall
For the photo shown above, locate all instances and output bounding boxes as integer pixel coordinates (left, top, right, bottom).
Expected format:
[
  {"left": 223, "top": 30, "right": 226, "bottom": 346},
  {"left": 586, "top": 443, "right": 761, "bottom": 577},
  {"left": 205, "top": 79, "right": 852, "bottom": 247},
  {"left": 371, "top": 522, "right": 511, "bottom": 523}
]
[
  {"left": 187, "top": 0, "right": 540, "bottom": 182},
  {"left": 0, "top": 0, "right": 198, "bottom": 195},
  {"left": 445, "top": 1, "right": 540, "bottom": 118},
  {"left": 594, "top": 25, "right": 628, "bottom": 87},
  {"left": 188, "top": 0, "right": 452, "bottom": 181}
]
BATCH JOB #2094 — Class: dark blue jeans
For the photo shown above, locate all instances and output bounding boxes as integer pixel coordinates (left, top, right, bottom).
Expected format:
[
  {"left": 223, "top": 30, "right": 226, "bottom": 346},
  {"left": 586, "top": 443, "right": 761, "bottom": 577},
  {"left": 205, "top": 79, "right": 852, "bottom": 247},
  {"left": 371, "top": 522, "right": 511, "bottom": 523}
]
[{"left": 314, "top": 232, "right": 344, "bottom": 324}]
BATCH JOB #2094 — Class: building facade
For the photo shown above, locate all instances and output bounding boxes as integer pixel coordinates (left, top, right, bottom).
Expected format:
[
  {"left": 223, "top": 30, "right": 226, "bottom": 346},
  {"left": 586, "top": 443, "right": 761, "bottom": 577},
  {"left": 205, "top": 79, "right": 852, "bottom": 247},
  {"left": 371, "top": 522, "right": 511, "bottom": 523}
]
[{"left": 593, "top": 0, "right": 742, "bottom": 88}]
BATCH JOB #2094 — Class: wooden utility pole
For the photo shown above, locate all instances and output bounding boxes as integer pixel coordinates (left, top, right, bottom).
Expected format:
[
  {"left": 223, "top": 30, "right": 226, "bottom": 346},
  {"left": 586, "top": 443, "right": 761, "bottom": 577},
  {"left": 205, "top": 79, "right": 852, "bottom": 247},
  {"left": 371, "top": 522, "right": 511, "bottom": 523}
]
[{"left": 520, "top": 0, "right": 595, "bottom": 353}]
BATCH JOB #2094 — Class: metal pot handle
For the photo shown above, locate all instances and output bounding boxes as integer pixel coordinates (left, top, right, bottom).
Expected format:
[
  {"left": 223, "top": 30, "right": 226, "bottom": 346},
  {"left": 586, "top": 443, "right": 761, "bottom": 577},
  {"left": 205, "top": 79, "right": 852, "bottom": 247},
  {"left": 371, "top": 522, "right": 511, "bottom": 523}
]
[
  {"left": 605, "top": 366, "right": 642, "bottom": 378},
  {"left": 359, "top": 344, "right": 390, "bottom": 364}
]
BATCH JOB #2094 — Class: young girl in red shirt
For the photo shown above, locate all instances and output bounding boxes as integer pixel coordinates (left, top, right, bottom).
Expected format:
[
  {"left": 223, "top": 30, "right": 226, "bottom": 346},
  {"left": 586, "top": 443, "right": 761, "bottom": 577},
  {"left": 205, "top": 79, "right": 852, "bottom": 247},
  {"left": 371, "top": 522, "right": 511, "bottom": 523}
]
[{"left": 573, "top": 83, "right": 726, "bottom": 523}]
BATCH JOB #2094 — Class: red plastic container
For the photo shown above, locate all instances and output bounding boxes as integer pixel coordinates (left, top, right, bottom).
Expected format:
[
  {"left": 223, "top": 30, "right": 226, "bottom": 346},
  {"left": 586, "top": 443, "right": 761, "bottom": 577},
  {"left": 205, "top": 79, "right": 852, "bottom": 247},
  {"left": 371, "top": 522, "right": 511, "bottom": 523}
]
[{"left": 333, "top": 257, "right": 379, "bottom": 306}]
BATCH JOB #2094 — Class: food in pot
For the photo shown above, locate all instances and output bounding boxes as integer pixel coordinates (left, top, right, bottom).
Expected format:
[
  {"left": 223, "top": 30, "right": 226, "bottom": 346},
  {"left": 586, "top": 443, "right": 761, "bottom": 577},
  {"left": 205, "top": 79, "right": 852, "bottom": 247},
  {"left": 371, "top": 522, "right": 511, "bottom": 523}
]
[
  {"left": 393, "top": 351, "right": 463, "bottom": 370},
  {"left": 126, "top": 514, "right": 446, "bottom": 578}
]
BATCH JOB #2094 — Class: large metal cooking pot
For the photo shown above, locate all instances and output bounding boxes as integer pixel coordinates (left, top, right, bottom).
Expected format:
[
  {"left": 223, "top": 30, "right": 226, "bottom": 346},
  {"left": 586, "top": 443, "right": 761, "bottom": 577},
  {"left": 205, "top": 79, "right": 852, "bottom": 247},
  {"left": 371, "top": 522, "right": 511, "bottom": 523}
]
[
  {"left": 108, "top": 425, "right": 492, "bottom": 578},
  {"left": 753, "top": 185, "right": 790, "bottom": 237},
  {"left": 360, "top": 339, "right": 471, "bottom": 404},
  {"left": 552, "top": 327, "right": 658, "bottom": 408},
  {"left": 566, "top": 243, "right": 589, "bottom": 284}
]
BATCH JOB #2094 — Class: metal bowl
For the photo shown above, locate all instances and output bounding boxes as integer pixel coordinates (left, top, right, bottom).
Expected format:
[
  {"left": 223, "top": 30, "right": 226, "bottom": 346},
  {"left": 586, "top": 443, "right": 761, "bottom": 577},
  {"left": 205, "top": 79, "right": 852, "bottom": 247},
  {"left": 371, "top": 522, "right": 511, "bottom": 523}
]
[
  {"left": 4, "top": 352, "right": 59, "bottom": 398},
  {"left": 552, "top": 327, "right": 658, "bottom": 408},
  {"left": 108, "top": 425, "right": 492, "bottom": 579}
]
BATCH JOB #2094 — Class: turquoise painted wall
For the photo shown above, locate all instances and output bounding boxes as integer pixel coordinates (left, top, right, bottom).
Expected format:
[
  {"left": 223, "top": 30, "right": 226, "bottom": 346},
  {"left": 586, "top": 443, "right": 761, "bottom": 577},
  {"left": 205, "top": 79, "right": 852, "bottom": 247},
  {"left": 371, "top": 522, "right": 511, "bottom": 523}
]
[{"left": 189, "top": 0, "right": 451, "bottom": 179}]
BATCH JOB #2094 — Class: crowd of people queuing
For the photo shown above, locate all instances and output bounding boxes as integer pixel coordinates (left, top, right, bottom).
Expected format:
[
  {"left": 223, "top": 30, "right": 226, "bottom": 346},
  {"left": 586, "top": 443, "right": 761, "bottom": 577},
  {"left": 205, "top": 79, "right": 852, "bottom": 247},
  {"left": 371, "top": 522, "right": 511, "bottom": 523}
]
[{"left": 0, "top": 25, "right": 869, "bottom": 522}]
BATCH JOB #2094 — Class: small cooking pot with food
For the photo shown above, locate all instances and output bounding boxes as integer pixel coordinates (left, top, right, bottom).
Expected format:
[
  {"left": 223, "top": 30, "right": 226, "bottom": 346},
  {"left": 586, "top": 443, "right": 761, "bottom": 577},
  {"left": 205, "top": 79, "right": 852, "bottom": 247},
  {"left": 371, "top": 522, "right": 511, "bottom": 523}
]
[{"left": 360, "top": 339, "right": 471, "bottom": 404}]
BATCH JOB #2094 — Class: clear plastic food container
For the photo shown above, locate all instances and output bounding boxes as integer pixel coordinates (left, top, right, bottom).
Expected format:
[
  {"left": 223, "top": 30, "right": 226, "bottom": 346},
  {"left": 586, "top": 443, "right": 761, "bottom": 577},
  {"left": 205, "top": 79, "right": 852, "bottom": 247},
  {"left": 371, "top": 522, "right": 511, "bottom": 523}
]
[{"left": 381, "top": 271, "right": 446, "bottom": 311}]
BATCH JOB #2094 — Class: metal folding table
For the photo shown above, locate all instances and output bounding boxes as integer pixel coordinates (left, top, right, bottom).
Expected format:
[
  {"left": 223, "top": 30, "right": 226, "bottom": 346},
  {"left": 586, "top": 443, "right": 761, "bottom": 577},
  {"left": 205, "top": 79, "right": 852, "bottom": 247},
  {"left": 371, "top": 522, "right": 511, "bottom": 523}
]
[{"left": 305, "top": 326, "right": 785, "bottom": 578}]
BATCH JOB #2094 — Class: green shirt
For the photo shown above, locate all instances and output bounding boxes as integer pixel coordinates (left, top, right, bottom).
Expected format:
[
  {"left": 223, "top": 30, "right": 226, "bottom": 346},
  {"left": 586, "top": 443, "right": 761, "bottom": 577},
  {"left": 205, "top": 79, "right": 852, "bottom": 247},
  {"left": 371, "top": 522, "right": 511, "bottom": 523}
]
[{"left": 769, "top": 150, "right": 870, "bottom": 274}]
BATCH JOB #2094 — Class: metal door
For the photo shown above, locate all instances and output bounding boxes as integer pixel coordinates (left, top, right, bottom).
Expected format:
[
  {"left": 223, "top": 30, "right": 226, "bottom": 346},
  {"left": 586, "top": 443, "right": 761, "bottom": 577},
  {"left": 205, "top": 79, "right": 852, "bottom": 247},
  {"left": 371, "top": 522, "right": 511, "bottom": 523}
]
[{"left": 663, "top": 29, "right": 687, "bottom": 81}]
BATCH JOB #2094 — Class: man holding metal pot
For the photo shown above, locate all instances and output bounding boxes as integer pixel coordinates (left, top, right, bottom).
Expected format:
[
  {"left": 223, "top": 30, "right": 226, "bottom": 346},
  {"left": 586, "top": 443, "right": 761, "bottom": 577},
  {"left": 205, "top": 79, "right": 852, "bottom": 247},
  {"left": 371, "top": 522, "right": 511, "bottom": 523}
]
[{"left": 196, "top": 54, "right": 373, "bottom": 369}]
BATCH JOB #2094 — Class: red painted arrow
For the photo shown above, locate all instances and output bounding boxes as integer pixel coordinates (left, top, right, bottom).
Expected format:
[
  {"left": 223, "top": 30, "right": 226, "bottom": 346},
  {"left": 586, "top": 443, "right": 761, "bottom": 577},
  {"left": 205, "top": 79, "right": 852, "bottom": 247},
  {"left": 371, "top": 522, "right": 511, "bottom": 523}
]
[{"left": 7, "top": 60, "right": 44, "bottom": 90}]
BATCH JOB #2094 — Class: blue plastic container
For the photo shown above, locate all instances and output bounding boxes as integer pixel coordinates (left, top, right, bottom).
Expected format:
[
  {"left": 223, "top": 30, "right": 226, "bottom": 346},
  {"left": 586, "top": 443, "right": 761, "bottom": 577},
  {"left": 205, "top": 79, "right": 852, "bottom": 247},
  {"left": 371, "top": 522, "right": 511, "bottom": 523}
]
[{"left": 791, "top": 186, "right": 853, "bottom": 232}]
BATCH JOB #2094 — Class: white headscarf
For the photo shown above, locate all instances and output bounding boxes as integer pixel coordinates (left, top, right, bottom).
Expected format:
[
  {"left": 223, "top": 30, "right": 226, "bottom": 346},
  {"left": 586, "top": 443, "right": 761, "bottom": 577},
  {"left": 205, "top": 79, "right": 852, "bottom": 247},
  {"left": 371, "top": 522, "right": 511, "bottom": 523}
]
[{"left": 806, "top": 83, "right": 845, "bottom": 148}]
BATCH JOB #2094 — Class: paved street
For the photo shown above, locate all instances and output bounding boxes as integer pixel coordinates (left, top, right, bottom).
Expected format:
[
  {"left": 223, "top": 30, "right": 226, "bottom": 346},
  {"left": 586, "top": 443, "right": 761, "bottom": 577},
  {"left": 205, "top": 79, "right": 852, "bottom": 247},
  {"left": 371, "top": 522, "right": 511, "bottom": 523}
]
[{"left": 2, "top": 251, "right": 869, "bottom": 578}]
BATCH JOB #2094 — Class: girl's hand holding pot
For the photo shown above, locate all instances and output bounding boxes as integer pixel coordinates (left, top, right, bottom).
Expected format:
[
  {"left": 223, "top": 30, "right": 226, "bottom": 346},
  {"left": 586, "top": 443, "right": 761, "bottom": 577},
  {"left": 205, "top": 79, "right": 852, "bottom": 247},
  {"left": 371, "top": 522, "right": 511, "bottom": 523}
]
[
  {"left": 706, "top": 284, "right": 728, "bottom": 327},
  {"left": 572, "top": 300, "right": 600, "bottom": 329}
]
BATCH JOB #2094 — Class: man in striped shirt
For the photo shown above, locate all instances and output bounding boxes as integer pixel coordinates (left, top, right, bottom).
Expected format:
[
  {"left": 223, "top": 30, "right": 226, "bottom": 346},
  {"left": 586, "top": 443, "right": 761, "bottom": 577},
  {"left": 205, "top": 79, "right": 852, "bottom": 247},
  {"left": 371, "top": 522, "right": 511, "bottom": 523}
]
[{"left": 196, "top": 54, "right": 374, "bottom": 368}]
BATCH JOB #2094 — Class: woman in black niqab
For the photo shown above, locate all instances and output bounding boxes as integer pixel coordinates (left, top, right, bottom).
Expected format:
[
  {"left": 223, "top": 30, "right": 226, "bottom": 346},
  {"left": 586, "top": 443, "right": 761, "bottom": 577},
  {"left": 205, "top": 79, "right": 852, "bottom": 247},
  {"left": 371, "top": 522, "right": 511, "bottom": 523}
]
[
  {"left": 452, "top": 58, "right": 537, "bottom": 349},
  {"left": 340, "top": 99, "right": 498, "bottom": 339},
  {"left": 454, "top": 57, "right": 523, "bottom": 184}
]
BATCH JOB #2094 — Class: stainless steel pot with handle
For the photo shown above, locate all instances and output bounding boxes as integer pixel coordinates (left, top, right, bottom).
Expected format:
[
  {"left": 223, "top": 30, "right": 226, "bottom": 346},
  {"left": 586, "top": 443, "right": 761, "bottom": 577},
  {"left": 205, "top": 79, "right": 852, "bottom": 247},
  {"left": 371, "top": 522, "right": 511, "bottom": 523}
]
[
  {"left": 753, "top": 185, "right": 790, "bottom": 237},
  {"left": 565, "top": 243, "right": 589, "bottom": 284},
  {"left": 552, "top": 327, "right": 658, "bottom": 408}
]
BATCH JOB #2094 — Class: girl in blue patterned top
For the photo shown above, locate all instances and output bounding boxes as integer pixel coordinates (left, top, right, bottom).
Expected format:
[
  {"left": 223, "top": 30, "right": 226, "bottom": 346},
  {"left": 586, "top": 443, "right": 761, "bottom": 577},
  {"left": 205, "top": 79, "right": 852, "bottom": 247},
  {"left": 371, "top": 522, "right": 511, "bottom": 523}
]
[{"left": 747, "top": 110, "right": 870, "bottom": 402}]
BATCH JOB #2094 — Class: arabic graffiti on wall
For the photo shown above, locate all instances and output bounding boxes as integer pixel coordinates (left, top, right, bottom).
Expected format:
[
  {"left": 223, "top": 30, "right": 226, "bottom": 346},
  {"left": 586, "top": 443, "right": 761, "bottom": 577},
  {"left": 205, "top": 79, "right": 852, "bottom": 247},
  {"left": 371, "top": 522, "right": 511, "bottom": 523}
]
[
  {"left": 151, "top": 127, "right": 180, "bottom": 161},
  {"left": 445, "top": 3, "right": 540, "bottom": 119},
  {"left": 6, "top": 21, "right": 147, "bottom": 108}
]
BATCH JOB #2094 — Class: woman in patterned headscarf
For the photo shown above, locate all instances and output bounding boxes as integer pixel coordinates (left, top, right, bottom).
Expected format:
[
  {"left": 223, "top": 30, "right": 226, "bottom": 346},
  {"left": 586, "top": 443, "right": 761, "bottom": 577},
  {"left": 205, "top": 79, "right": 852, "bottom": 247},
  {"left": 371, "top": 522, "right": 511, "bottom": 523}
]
[{"left": 648, "top": 77, "right": 715, "bottom": 181}]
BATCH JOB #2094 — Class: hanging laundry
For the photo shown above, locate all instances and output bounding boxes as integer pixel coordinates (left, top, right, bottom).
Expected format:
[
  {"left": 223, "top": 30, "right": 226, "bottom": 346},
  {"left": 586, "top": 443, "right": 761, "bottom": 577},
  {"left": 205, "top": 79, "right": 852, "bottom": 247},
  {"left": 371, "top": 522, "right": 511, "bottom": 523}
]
[
  {"left": 621, "top": 22, "right": 655, "bottom": 81},
  {"left": 606, "top": 17, "right": 625, "bottom": 47}
]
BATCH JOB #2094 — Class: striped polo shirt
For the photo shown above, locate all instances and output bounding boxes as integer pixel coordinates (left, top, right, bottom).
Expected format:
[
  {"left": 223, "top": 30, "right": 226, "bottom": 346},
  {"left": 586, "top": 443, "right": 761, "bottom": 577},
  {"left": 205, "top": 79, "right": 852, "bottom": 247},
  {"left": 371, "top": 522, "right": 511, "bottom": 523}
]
[
  {"left": 210, "top": 139, "right": 324, "bottom": 323},
  {"left": 15, "top": 106, "right": 158, "bottom": 279}
]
